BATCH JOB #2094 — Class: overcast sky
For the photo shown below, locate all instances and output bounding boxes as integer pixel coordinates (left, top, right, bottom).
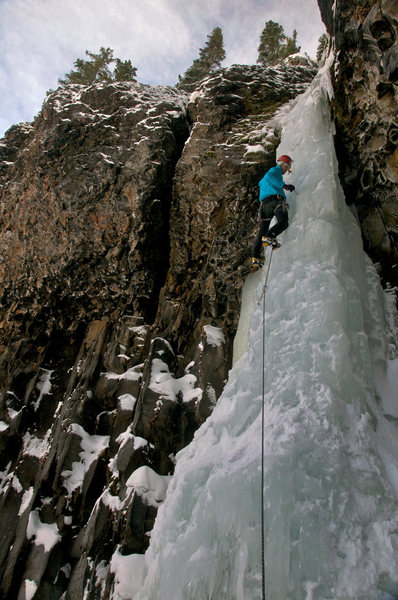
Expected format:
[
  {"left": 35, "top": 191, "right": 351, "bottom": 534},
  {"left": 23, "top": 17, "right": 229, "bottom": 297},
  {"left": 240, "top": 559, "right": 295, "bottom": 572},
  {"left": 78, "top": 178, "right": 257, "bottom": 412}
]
[{"left": 0, "top": 0, "right": 325, "bottom": 139}]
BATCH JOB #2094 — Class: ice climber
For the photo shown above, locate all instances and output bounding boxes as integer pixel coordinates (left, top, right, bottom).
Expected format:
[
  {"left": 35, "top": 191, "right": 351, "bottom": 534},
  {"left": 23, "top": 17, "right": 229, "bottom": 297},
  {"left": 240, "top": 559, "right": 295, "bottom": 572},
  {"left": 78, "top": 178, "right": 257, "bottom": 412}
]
[{"left": 252, "top": 154, "right": 295, "bottom": 268}]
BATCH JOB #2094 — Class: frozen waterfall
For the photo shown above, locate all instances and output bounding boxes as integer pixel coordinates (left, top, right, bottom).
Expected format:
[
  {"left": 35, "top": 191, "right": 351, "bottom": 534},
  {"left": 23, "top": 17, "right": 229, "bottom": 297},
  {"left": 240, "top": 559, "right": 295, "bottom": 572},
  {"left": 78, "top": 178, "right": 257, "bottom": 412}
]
[{"left": 128, "top": 65, "right": 398, "bottom": 600}]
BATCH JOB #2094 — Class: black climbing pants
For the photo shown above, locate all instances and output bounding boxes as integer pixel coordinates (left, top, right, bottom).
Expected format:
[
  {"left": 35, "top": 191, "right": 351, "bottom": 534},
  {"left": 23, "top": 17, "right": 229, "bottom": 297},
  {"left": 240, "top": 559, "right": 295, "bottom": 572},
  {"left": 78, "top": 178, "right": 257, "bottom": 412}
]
[{"left": 253, "top": 195, "right": 289, "bottom": 258}]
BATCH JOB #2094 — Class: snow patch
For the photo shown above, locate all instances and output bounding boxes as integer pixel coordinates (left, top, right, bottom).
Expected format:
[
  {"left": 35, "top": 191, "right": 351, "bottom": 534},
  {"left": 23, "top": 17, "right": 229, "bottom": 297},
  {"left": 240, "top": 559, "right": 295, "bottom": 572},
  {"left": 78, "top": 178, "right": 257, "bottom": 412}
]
[
  {"left": 27, "top": 509, "right": 60, "bottom": 552},
  {"left": 118, "top": 393, "right": 137, "bottom": 412},
  {"left": 95, "top": 560, "right": 109, "bottom": 597},
  {"left": 24, "top": 579, "right": 38, "bottom": 600},
  {"left": 105, "top": 365, "right": 142, "bottom": 381},
  {"left": 244, "top": 144, "right": 266, "bottom": 155},
  {"left": 126, "top": 466, "right": 171, "bottom": 504},
  {"left": 23, "top": 431, "right": 50, "bottom": 459},
  {"left": 61, "top": 424, "right": 109, "bottom": 496},
  {"left": 149, "top": 358, "right": 202, "bottom": 404},
  {"left": 110, "top": 548, "right": 146, "bottom": 600},
  {"left": 203, "top": 325, "right": 226, "bottom": 347},
  {"left": 34, "top": 369, "right": 53, "bottom": 411},
  {"left": 7, "top": 407, "right": 19, "bottom": 420},
  {"left": 115, "top": 428, "right": 148, "bottom": 452},
  {"left": 100, "top": 488, "right": 123, "bottom": 512},
  {"left": 11, "top": 475, "right": 23, "bottom": 493},
  {"left": 18, "top": 487, "right": 34, "bottom": 516}
]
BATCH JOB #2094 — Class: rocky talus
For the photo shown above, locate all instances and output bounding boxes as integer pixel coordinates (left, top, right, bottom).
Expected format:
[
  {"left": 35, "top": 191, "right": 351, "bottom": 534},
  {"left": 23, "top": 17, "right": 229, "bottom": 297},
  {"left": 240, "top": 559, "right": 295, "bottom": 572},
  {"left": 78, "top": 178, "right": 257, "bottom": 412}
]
[
  {"left": 0, "top": 60, "right": 316, "bottom": 599},
  {"left": 318, "top": 0, "right": 398, "bottom": 289}
]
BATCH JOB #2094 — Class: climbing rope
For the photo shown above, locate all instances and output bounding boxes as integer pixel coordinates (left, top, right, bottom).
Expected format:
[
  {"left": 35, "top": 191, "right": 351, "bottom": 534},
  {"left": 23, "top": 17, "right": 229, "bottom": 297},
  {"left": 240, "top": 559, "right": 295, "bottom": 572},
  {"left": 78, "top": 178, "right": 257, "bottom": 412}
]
[
  {"left": 257, "top": 247, "right": 274, "bottom": 306},
  {"left": 259, "top": 247, "right": 274, "bottom": 600}
]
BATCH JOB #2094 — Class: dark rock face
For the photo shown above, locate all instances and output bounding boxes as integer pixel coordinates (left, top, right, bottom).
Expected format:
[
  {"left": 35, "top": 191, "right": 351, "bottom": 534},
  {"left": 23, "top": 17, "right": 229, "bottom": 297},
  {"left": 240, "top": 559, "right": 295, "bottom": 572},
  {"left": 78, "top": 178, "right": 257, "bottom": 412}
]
[
  {"left": 0, "top": 82, "right": 189, "bottom": 340},
  {"left": 318, "top": 0, "right": 398, "bottom": 288},
  {"left": 0, "top": 62, "right": 316, "bottom": 598}
]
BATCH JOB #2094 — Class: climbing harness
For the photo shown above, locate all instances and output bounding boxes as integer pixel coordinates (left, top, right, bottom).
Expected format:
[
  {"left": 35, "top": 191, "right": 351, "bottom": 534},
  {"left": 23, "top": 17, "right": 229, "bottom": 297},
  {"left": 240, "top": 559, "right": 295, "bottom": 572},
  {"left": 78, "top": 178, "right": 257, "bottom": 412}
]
[{"left": 259, "top": 246, "right": 274, "bottom": 600}]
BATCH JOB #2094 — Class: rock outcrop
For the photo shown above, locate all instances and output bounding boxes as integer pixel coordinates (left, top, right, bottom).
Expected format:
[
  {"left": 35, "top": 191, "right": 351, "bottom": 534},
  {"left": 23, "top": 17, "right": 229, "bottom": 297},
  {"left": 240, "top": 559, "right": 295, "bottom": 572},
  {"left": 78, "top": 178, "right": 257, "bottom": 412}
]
[
  {"left": 0, "top": 60, "right": 316, "bottom": 598},
  {"left": 318, "top": 0, "right": 398, "bottom": 289}
]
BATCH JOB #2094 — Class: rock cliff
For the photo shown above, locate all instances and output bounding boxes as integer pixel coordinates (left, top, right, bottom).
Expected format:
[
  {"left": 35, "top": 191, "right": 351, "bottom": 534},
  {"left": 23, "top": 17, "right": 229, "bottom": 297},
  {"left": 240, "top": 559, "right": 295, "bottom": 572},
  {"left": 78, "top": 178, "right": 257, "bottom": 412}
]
[
  {"left": 318, "top": 0, "right": 398, "bottom": 289},
  {"left": 0, "top": 60, "right": 316, "bottom": 598}
]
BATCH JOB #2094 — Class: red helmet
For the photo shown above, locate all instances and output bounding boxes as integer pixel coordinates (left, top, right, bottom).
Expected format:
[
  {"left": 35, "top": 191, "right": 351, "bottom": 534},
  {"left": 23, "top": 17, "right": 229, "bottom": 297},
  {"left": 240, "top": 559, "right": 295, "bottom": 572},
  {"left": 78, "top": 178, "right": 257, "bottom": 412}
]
[{"left": 277, "top": 154, "right": 293, "bottom": 169}]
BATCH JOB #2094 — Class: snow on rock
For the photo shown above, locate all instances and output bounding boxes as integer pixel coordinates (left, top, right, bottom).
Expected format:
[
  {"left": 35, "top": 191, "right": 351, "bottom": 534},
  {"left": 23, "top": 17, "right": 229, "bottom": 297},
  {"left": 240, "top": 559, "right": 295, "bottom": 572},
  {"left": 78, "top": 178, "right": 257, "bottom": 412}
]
[
  {"left": 88, "top": 488, "right": 123, "bottom": 520},
  {"left": 23, "top": 579, "right": 38, "bottom": 600},
  {"left": 203, "top": 325, "right": 226, "bottom": 348},
  {"left": 129, "top": 325, "right": 148, "bottom": 342},
  {"left": 61, "top": 424, "right": 110, "bottom": 496},
  {"left": 284, "top": 52, "right": 316, "bottom": 67},
  {"left": 244, "top": 144, "right": 267, "bottom": 156},
  {"left": 27, "top": 509, "right": 60, "bottom": 552},
  {"left": 7, "top": 406, "right": 20, "bottom": 420},
  {"left": 149, "top": 357, "right": 202, "bottom": 404},
  {"left": 18, "top": 487, "right": 35, "bottom": 516},
  {"left": 11, "top": 475, "right": 23, "bottom": 493},
  {"left": 108, "top": 425, "right": 151, "bottom": 477},
  {"left": 94, "top": 560, "right": 109, "bottom": 598},
  {"left": 105, "top": 365, "right": 143, "bottom": 382},
  {"left": 118, "top": 393, "right": 138, "bottom": 412},
  {"left": 116, "top": 428, "right": 148, "bottom": 452},
  {"left": 22, "top": 431, "right": 51, "bottom": 459},
  {"left": 33, "top": 368, "right": 53, "bottom": 411},
  {"left": 100, "top": 488, "right": 123, "bottom": 512},
  {"left": 126, "top": 466, "right": 171, "bottom": 504},
  {"left": 0, "top": 462, "right": 11, "bottom": 495},
  {"left": 110, "top": 548, "right": 146, "bottom": 600}
]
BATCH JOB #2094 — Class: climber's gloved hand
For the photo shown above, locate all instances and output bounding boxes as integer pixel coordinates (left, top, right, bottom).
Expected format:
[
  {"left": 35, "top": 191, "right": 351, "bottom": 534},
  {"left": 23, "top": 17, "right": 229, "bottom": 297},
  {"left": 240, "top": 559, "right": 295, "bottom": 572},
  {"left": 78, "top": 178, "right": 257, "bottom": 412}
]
[{"left": 283, "top": 184, "right": 295, "bottom": 192}]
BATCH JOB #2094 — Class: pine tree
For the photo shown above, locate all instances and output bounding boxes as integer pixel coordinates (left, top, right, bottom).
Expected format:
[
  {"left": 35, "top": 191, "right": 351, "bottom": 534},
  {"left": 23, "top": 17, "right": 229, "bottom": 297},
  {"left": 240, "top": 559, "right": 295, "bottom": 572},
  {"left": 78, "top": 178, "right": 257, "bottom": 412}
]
[
  {"left": 177, "top": 59, "right": 209, "bottom": 90},
  {"left": 281, "top": 30, "right": 301, "bottom": 59},
  {"left": 177, "top": 27, "right": 226, "bottom": 91},
  {"left": 316, "top": 33, "right": 328, "bottom": 63},
  {"left": 257, "top": 20, "right": 285, "bottom": 66},
  {"left": 114, "top": 58, "right": 137, "bottom": 82},
  {"left": 198, "top": 26, "right": 226, "bottom": 71},
  {"left": 257, "top": 21, "right": 301, "bottom": 66},
  {"left": 59, "top": 47, "right": 137, "bottom": 85}
]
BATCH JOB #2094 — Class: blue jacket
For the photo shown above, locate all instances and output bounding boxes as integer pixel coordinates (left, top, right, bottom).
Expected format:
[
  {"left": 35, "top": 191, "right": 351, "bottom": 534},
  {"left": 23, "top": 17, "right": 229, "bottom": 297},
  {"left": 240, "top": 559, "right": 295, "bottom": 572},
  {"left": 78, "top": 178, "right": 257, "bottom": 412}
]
[{"left": 258, "top": 165, "right": 286, "bottom": 201}]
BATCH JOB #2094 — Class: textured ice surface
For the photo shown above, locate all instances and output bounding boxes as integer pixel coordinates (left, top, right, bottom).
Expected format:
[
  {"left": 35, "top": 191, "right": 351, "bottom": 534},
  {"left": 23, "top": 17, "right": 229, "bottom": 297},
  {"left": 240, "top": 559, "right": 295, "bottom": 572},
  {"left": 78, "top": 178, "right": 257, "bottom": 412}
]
[{"left": 131, "top": 64, "right": 398, "bottom": 600}]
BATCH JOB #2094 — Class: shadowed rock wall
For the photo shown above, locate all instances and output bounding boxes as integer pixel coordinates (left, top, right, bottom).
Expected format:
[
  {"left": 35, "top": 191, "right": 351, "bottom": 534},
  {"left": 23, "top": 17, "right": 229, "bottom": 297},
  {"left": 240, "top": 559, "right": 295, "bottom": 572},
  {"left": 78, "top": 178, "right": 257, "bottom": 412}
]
[{"left": 318, "top": 0, "right": 398, "bottom": 288}]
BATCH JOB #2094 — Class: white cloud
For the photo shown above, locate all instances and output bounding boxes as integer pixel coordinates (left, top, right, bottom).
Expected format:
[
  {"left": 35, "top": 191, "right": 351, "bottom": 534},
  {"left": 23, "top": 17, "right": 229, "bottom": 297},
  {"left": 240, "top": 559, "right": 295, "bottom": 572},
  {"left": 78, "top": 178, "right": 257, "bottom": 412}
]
[{"left": 0, "top": 0, "right": 325, "bottom": 137}]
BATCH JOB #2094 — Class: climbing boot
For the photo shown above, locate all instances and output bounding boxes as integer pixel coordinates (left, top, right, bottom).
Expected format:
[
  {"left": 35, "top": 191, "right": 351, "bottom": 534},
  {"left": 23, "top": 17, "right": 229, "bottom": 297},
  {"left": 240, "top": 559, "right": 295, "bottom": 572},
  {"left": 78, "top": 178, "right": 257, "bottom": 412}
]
[
  {"left": 262, "top": 236, "right": 281, "bottom": 249},
  {"left": 251, "top": 257, "right": 263, "bottom": 271}
]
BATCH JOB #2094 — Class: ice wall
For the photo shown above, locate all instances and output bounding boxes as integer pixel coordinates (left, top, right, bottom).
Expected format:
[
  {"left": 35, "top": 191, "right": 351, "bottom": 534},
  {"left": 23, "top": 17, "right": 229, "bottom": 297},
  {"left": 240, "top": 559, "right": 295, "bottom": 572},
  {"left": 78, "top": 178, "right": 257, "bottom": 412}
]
[
  {"left": 132, "top": 66, "right": 398, "bottom": 600},
  {"left": 232, "top": 268, "right": 262, "bottom": 364}
]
